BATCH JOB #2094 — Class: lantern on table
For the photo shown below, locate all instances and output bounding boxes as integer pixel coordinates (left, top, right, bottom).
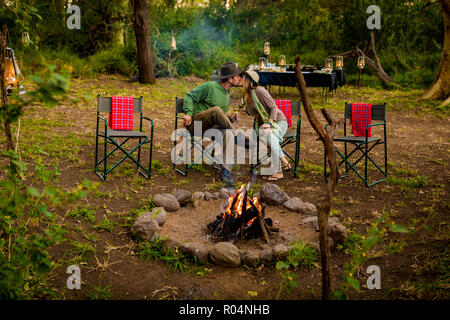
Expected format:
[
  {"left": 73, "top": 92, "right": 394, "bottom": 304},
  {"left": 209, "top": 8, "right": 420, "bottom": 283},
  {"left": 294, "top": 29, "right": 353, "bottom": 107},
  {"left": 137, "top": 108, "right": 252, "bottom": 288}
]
[
  {"left": 357, "top": 56, "right": 365, "bottom": 89},
  {"left": 279, "top": 55, "right": 286, "bottom": 71},
  {"left": 324, "top": 58, "right": 333, "bottom": 72},
  {"left": 336, "top": 56, "right": 343, "bottom": 70},
  {"left": 258, "top": 57, "right": 267, "bottom": 70}
]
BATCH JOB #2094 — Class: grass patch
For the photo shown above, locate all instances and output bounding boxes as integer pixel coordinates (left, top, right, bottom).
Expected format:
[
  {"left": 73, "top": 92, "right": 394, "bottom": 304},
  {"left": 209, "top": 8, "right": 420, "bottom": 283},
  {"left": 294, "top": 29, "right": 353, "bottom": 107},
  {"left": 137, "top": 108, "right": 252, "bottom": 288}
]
[
  {"left": 87, "top": 284, "right": 113, "bottom": 300},
  {"left": 387, "top": 175, "right": 428, "bottom": 191},
  {"left": 70, "top": 240, "right": 96, "bottom": 260},
  {"left": 68, "top": 205, "right": 96, "bottom": 223},
  {"left": 136, "top": 238, "right": 190, "bottom": 273},
  {"left": 93, "top": 217, "right": 114, "bottom": 232}
]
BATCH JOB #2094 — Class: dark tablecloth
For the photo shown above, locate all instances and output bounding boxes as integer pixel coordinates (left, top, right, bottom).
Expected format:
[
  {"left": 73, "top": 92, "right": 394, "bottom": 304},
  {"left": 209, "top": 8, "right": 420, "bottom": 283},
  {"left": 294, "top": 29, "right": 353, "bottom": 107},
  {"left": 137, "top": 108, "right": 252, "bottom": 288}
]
[{"left": 256, "top": 70, "right": 346, "bottom": 91}]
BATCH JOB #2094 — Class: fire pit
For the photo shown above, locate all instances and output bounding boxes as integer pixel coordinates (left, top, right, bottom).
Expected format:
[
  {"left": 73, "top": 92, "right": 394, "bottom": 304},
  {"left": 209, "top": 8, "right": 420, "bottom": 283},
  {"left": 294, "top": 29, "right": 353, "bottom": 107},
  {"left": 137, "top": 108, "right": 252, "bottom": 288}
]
[
  {"left": 141, "top": 182, "right": 344, "bottom": 268},
  {"left": 207, "top": 185, "right": 277, "bottom": 243}
]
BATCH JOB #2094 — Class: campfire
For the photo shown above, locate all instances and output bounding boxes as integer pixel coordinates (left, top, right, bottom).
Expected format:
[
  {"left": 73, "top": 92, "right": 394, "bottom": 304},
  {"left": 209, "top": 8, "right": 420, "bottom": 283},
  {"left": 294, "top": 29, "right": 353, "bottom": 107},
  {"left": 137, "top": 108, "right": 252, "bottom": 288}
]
[{"left": 207, "top": 184, "right": 277, "bottom": 242}]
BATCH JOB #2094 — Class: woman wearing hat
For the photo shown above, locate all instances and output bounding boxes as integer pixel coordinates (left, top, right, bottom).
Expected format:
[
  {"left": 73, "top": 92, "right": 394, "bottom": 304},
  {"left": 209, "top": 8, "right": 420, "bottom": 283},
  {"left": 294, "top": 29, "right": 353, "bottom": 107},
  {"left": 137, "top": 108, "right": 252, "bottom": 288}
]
[{"left": 240, "top": 70, "right": 291, "bottom": 180}]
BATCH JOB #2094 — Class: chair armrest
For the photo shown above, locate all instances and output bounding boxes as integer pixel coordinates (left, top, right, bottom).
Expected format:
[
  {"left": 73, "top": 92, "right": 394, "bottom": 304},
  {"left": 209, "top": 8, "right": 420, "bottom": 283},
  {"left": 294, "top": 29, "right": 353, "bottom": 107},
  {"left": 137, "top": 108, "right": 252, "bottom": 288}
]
[
  {"left": 97, "top": 114, "right": 107, "bottom": 126},
  {"left": 367, "top": 121, "right": 385, "bottom": 128},
  {"left": 365, "top": 121, "right": 385, "bottom": 140},
  {"left": 141, "top": 116, "right": 154, "bottom": 139},
  {"left": 141, "top": 116, "right": 153, "bottom": 126},
  {"left": 97, "top": 114, "right": 108, "bottom": 134}
]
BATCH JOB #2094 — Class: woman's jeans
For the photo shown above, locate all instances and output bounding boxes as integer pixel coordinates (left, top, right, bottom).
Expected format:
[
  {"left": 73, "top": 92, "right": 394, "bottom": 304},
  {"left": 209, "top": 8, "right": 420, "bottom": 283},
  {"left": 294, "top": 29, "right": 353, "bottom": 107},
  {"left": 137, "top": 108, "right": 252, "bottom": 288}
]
[{"left": 261, "top": 119, "right": 288, "bottom": 175}]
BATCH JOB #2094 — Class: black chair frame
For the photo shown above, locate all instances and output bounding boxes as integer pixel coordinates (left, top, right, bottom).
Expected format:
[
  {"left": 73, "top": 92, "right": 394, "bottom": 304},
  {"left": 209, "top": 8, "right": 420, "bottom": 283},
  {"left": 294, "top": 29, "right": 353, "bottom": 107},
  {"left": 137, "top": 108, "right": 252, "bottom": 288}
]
[
  {"left": 324, "top": 102, "right": 387, "bottom": 187},
  {"left": 251, "top": 100, "right": 302, "bottom": 177},
  {"left": 94, "top": 95, "right": 153, "bottom": 180},
  {"left": 173, "top": 97, "right": 221, "bottom": 176}
]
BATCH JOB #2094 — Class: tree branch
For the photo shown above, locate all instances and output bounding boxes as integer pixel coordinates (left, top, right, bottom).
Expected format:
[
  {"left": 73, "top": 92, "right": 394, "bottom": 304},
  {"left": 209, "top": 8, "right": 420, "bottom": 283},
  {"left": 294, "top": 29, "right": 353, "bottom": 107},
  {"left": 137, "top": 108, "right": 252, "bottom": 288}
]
[{"left": 294, "top": 56, "right": 341, "bottom": 300}]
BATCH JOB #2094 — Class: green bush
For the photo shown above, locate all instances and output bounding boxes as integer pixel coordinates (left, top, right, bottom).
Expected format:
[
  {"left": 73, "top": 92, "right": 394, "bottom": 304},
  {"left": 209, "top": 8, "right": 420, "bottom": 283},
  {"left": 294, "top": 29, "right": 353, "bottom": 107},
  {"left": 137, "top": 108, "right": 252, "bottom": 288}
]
[{"left": 87, "top": 46, "right": 137, "bottom": 77}]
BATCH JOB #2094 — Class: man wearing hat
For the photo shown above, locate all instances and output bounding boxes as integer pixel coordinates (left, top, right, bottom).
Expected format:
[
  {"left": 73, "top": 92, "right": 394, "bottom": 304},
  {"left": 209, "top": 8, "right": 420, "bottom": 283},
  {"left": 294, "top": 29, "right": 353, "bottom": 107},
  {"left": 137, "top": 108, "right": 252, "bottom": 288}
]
[{"left": 182, "top": 62, "right": 243, "bottom": 186}]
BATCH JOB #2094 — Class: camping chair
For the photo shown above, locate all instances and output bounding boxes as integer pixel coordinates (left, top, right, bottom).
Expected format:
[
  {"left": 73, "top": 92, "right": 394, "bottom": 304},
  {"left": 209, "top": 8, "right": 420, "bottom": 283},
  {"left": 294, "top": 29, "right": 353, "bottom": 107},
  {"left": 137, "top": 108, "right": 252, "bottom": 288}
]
[
  {"left": 250, "top": 100, "right": 302, "bottom": 177},
  {"left": 173, "top": 97, "right": 221, "bottom": 176},
  {"left": 324, "top": 102, "right": 387, "bottom": 187},
  {"left": 94, "top": 95, "right": 153, "bottom": 180}
]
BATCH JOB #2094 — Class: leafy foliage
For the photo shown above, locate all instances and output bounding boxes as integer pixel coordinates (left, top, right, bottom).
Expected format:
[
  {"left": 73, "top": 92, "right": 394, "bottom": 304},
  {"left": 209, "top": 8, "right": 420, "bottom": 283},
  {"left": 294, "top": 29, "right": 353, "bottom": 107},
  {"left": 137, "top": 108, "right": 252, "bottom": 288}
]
[
  {"left": 332, "top": 211, "right": 411, "bottom": 300},
  {"left": 275, "top": 241, "right": 319, "bottom": 299},
  {"left": 1, "top": 0, "right": 443, "bottom": 88}
]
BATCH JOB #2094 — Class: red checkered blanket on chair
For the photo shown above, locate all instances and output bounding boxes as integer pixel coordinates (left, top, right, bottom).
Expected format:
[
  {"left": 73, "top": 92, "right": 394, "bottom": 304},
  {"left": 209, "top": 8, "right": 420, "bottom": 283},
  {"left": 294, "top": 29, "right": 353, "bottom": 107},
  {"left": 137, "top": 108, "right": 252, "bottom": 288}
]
[
  {"left": 109, "top": 96, "right": 134, "bottom": 130},
  {"left": 351, "top": 103, "right": 372, "bottom": 137},
  {"left": 273, "top": 99, "right": 292, "bottom": 127}
]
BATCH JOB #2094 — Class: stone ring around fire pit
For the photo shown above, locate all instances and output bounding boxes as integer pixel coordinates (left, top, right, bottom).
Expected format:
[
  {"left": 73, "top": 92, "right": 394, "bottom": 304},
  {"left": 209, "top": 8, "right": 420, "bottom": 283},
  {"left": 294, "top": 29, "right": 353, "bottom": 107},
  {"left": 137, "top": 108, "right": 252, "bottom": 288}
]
[{"left": 130, "top": 183, "right": 348, "bottom": 269}]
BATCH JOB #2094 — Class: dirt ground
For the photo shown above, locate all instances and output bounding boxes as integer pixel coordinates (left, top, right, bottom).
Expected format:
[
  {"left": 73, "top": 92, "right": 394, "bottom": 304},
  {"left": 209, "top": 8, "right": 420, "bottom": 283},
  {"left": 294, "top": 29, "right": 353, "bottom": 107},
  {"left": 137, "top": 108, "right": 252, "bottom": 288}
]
[{"left": 10, "top": 75, "right": 449, "bottom": 300}]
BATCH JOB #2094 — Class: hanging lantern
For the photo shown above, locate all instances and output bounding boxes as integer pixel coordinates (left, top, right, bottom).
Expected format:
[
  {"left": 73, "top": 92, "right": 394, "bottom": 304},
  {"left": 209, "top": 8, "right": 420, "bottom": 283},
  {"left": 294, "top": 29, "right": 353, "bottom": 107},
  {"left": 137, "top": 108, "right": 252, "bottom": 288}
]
[
  {"left": 170, "top": 30, "right": 177, "bottom": 51},
  {"left": 336, "top": 56, "right": 343, "bottom": 69},
  {"left": 357, "top": 56, "right": 365, "bottom": 69},
  {"left": 22, "top": 32, "right": 30, "bottom": 44},
  {"left": 264, "top": 42, "right": 270, "bottom": 55}
]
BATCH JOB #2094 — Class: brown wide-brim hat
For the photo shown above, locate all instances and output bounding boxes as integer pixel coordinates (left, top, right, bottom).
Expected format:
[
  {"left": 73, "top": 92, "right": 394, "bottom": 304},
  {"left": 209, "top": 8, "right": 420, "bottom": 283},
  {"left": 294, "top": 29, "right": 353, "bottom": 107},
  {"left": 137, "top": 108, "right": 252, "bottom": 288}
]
[{"left": 212, "top": 62, "right": 243, "bottom": 79}]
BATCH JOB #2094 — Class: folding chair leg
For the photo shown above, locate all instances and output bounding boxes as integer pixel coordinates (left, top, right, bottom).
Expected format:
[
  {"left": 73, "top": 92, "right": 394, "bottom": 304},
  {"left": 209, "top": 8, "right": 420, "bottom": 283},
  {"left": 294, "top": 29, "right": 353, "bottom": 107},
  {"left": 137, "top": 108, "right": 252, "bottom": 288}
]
[
  {"left": 103, "top": 133, "right": 107, "bottom": 180},
  {"left": 137, "top": 137, "right": 142, "bottom": 172},
  {"left": 294, "top": 128, "right": 301, "bottom": 178}
]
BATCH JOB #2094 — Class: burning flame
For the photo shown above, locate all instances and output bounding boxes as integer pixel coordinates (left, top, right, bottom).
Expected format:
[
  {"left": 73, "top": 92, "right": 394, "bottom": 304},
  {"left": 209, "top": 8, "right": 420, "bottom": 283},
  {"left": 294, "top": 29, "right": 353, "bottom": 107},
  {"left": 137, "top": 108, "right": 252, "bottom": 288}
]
[
  {"left": 246, "top": 217, "right": 257, "bottom": 226},
  {"left": 221, "top": 184, "right": 262, "bottom": 226}
]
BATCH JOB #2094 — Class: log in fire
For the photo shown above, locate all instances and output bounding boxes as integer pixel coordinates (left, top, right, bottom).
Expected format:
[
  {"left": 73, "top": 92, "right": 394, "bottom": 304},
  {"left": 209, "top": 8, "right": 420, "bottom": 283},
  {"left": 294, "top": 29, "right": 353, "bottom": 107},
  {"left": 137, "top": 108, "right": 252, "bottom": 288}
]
[{"left": 207, "top": 184, "right": 277, "bottom": 242}]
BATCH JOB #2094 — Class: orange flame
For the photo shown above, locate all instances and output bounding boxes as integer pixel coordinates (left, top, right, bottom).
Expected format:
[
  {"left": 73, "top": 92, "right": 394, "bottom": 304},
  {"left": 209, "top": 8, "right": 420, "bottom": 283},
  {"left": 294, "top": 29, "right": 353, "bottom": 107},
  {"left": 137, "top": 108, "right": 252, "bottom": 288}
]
[
  {"left": 221, "top": 185, "right": 262, "bottom": 222},
  {"left": 246, "top": 217, "right": 257, "bottom": 226}
]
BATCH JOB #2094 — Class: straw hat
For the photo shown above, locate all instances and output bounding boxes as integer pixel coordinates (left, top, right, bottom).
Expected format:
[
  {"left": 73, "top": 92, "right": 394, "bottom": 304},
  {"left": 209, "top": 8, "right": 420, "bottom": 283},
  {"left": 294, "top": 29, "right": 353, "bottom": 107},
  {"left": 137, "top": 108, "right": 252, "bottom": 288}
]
[{"left": 244, "top": 70, "right": 260, "bottom": 84}]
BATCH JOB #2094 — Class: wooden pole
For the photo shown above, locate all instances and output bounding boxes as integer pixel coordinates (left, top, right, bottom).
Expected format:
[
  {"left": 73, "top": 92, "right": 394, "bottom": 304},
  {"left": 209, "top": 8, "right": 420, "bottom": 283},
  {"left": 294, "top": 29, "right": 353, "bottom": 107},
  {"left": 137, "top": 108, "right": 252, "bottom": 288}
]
[{"left": 357, "top": 68, "right": 361, "bottom": 89}]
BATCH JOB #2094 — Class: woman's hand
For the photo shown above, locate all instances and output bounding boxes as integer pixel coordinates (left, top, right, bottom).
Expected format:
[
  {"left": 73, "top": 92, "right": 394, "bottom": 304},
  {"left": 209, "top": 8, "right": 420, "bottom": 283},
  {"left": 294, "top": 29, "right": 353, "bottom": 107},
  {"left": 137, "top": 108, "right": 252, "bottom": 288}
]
[
  {"left": 261, "top": 123, "right": 271, "bottom": 130},
  {"left": 261, "top": 122, "right": 272, "bottom": 134}
]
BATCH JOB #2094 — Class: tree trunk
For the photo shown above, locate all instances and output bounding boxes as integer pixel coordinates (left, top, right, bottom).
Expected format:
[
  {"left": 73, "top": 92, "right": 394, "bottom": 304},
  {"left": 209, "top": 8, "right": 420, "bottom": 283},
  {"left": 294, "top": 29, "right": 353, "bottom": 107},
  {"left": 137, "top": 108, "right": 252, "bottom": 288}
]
[
  {"left": 110, "top": 0, "right": 128, "bottom": 47},
  {"left": 131, "top": 0, "right": 155, "bottom": 84},
  {"left": 294, "top": 57, "right": 341, "bottom": 300},
  {"left": 422, "top": 0, "right": 450, "bottom": 103}
]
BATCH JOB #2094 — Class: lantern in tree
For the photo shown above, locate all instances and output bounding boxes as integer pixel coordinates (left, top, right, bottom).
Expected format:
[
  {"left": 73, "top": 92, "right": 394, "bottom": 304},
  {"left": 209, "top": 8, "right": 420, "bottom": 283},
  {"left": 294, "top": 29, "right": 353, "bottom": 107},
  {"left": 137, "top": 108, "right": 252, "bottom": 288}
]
[
  {"left": 336, "top": 56, "right": 343, "bottom": 69},
  {"left": 357, "top": 56, "right": 365, "bottom": 89}
]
